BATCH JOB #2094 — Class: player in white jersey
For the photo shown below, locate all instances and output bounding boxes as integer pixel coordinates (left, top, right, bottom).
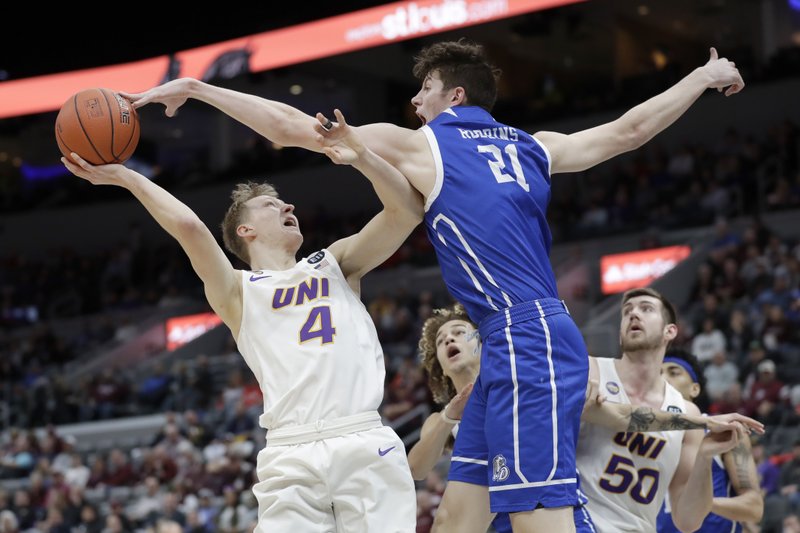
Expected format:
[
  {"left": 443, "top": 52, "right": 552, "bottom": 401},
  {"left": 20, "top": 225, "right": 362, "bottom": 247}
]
[
  {"left": 410, "top": 304, "right": 763, "bottom": 533},
  {"left": 60, "top": 110, "right": 422, "bottom": 532},
  {"left": 576, "top": 287, "right": 755, "bottom": 533}
]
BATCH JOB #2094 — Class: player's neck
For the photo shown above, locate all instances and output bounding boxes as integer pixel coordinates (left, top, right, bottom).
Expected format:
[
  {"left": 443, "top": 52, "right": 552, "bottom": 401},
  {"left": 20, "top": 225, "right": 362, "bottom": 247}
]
[
  {"left": 617, "top": 351, "right": 666, "bottom": 403},
  {"left": 450, "top": 368, "right": 478, "bottom": 392},
  {"left": 248, "top": 245, "right": 297, "bottom": 271}
]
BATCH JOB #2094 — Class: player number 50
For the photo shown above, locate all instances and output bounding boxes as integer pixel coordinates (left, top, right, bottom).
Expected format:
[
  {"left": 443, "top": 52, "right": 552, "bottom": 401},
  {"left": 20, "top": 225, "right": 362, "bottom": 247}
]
[
  {"left": 477, "top": 144, "right": 530, "bottom": 192},
  {"left": 598, "top": 454, "right": 660, "bottom": 505}
]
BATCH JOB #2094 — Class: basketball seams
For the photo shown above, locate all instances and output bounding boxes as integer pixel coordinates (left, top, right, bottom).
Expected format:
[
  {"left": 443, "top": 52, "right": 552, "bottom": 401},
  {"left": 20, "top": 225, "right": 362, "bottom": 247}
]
[
  {"left": 56, "top": 88, "right": 138, "bottom": 165},
  {"left": 100, "top": 89, "right": 118, "bottom": 162},
  {"left": 55, "top": 127, "right": 77, "bottom": 160},
  {"left": 73, "top": 91, "right": 109, "bottom": 164}
]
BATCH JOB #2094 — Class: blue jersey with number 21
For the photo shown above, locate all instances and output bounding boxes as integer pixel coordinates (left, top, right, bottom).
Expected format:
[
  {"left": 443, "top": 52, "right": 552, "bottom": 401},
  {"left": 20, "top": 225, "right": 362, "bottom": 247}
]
[{"left": 421, "top": 106, "right": 556, "bottom": 323}]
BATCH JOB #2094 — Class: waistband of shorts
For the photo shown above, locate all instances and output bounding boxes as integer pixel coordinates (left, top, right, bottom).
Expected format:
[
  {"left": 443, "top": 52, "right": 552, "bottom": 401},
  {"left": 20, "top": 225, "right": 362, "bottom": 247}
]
[
  {"left": 479, "top": 298, "right": 569, "bottom": 338},
  {"left": 265, "top": 411, "right": 382, "bottom": 446}
]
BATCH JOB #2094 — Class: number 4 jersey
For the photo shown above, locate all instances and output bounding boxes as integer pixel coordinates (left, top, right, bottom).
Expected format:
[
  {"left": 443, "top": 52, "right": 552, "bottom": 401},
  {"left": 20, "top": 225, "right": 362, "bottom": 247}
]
[
  {"left": 576, "top": 358, "right": 686, "bottom": 532},
  {"left": 421, "top": 106, "right": 556, "bottom": 323},
  {"left": 236, "top": 249, "right": 385, "bottom": 430}
]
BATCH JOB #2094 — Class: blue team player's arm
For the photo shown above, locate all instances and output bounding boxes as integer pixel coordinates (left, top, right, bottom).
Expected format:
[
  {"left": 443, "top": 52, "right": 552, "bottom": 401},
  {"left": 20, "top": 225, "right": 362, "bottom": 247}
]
[
  {"left": 712, "top": 438, "right": 764, "bottom": 523},
  {"left": 534, "top": 47, "right": 744, "bottom": 175},
  {"left": 315, "top": 109, "right": 424, "bottom": 294}
]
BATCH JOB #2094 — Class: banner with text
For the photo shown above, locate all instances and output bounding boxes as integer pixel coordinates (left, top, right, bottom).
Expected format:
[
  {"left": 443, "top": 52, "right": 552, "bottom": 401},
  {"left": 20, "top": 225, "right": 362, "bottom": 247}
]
[{"left": 601, "top": 245, "right": 692, "bottom": 295}]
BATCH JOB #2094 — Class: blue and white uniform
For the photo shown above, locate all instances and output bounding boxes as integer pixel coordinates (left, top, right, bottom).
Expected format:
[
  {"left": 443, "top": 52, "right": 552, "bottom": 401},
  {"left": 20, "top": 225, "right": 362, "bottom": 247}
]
[{"left": 421, "top": 106, "right": 589, "bottom": 512}]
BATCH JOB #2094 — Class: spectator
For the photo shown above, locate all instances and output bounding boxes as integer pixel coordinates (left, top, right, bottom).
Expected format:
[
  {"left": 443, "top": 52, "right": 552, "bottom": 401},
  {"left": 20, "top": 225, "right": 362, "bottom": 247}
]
[
  {"left": 64, "top": 453, "right": 91, "bottom": 489},
  {"left": 216, "top": 487, "right": 248, "bottom": 533},
  {"left": 703, "top": 351, "right": 739, "bottom": 401},
  {"left": 691, "top": 317, "right": 727, "bottom": 364}
]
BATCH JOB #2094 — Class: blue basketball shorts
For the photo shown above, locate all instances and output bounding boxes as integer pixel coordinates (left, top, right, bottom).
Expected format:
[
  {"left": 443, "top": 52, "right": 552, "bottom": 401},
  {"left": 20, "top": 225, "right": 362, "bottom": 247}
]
[{"left": 449, "top": 298, "right": 589, "bottom": 514}]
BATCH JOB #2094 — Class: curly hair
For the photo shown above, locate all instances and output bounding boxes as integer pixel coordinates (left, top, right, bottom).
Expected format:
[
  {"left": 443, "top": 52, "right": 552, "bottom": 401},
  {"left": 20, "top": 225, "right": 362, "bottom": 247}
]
[
  {"left": 412, "top": 39, "right": 501, "bottom": 112},
  {"left": 220, "top": 181, "right": 279, "bottom": 266},
  {"left": 419, "top": 303, "right": 474, "bottom": 405}
]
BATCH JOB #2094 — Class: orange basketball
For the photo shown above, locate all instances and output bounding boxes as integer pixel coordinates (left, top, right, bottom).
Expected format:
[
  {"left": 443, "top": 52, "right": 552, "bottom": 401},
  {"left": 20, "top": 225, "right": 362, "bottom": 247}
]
[{"left": 55, "top": 88, "right": 140, "bottom": 165}]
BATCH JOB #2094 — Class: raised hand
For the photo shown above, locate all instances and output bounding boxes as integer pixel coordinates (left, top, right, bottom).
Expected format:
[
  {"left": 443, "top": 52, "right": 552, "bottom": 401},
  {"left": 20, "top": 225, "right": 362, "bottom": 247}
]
[
  {"left": 704, "top": 47, "right": 745, "bottom": 96},
  {"left": 314, "top": 109, "right": 366, "bottom": 165},
  {"left": 119, "top": 78, "right": 193, "bottom": 117},
  {"left": 443, "top": 382, "right": 474, "bottom": 422}
]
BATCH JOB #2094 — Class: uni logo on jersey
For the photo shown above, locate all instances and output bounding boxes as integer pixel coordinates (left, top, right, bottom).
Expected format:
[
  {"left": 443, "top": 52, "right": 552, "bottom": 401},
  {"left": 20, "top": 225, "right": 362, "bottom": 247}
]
[
  {"left": 666, "top": 405, "right": 683, "bottom": 414},
  {"left": 492, "top": 454, "right": 510, "bottom": 482},
  {"left": 606, "top": 381, "right": 620, "bottom": 395}
]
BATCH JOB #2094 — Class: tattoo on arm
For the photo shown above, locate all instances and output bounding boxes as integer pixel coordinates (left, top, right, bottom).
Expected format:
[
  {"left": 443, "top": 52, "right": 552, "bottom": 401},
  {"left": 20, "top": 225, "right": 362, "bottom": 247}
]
[
  {"left": 626, "top": 407, "right": 706, "bottom": 432},
  {"left": 627, "top": 407, "right": 657, "bottom": 432},
  {"left": 730, "top": 442, "right": 754, "bottom": 490}
]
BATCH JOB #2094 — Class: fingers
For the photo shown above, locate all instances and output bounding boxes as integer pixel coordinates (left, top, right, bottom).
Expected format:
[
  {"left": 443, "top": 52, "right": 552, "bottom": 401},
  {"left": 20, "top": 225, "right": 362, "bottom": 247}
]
[
  {"left": 731, "top": 413, "right": 765, "bottom": 434},
  {"left": 69, "top": 153, "right": 92, "bottom": 170},
  {"left": 321, "top": 146, "right": 340, "bottom": 164},
  {"left": 314, "top": 112, "right": 334, "bottom": 138},
  {"left": 118, "top": 92, "right": 148, "bottom": 109},
  {"left": 333, "top": 108, "right": 347, "bottom": 127},
  {"left": 709, "top": 47, "right": 718, "bottom": 61}
]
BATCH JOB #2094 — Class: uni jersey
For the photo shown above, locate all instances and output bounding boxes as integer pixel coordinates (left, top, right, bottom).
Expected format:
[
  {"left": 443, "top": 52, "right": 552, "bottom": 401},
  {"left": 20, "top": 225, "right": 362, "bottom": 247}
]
[
  {"left": 421, "top": 106, "right": 556, "bottom": 323},
  {"left": 235, "top": 249, "right": 385, "bottom": 430}
]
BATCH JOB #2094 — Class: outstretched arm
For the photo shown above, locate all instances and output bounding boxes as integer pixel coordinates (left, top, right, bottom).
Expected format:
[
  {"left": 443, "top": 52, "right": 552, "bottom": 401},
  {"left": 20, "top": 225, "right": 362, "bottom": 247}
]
[
  {"left": 319, "top": 110, "right": 424, "bottom": 287},
  {"left": 581, "top": 380, "right": 764, "bottom": 434},
  {"left": 122, "top": 78, "right": 322, "bottom": 151},
  {"left": 408, "top": 383, "right": 474, "bottom": 480},
  {"left": 61, "top": 154, "right": 242, "bottom": 336},
  {"left": 536, "top": 47, "right": 744, "bottom": 174}
]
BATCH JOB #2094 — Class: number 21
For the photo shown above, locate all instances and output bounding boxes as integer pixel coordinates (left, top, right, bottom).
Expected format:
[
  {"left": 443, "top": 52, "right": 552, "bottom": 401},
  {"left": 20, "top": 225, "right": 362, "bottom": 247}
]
[{"left": 477, "top": 143, "right": 530, "bottom": 192}]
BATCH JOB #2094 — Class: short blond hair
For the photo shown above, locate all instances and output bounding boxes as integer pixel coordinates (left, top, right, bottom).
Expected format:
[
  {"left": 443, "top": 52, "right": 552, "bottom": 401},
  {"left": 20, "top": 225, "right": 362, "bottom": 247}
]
[
  {"left": 220, "top": 181, "right": 279, "bottom": 265},
  {"left": 419, "top": 303, "right": 474, "bottom": 405}
]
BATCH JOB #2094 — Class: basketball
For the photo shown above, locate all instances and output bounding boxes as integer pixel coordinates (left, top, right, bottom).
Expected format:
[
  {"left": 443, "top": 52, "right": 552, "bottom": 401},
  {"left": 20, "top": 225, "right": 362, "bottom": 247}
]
[{"left": 55, "top": 88, "right": 140, "bottom": 165}]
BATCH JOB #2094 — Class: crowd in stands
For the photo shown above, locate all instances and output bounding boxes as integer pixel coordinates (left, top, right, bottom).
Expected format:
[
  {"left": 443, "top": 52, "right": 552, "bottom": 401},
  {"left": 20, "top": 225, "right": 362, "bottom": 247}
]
[
  {"left": 2, "top": 213, "right": 800, "bottom": 531},
  {"left": 1, "top": 110, "right": 799, "bottom": 530}
]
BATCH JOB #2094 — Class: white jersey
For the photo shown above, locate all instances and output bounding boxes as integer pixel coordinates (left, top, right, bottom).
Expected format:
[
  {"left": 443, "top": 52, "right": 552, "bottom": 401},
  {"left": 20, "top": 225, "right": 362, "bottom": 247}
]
[
  {"left": 577, "top": 357, "right": 686, "bottom": 532},
  {"left": 236, "top": 249, "right": 385, "bottom": 430}
]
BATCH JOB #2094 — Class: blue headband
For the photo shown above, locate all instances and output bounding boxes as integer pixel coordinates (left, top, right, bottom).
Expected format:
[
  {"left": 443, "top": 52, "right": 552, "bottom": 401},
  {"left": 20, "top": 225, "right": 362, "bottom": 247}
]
[{"left": 663, "top": 356, "right": 699, "bottom": 384}]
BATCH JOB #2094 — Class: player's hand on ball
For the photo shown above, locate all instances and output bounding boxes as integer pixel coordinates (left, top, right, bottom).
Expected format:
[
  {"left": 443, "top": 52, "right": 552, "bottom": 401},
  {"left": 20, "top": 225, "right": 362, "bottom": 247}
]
[
  {"left": 61, "top": 153, "right": 127, "bottom": 187},
  {"left": 120, "top": 78, "right": 192, "bottom": 117}
]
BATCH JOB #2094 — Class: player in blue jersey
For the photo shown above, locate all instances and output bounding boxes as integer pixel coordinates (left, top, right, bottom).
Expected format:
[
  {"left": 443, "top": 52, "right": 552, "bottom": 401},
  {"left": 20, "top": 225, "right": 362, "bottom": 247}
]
[
  {"left": 126, "top": 40, "right": 744, "bottom": 532},
  {"left": 657, "top": 349, "right": 763, "bottom": 532}
]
